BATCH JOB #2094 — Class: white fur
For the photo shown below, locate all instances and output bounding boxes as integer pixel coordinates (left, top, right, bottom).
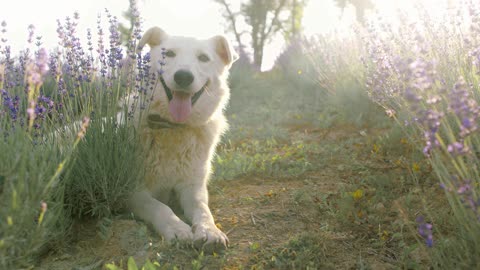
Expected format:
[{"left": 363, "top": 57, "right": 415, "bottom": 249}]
[{"left": 129, "top": 27, "right": 238, "bottom": 252}]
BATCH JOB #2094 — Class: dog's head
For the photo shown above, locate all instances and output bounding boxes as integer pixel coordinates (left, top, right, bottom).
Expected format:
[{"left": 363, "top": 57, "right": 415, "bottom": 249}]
[{"left": 138, "top": 27, "right": 238, "bottom": 125}]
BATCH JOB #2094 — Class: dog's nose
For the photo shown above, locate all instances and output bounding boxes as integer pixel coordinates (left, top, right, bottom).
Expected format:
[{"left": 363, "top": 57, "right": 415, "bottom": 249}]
[{"left": 174, "top": 70, "right": 194, "bottom": 88}]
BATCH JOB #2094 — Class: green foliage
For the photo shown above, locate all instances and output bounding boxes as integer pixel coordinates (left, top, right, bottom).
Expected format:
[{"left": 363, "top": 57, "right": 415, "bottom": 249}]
[
  {"left": 227, "top": 58, "right": 256, "bottom": 91},
  {"left": 333, "top": 0, "right": 374, "bottom": 24},
  {"left": 300, "top": 2, "right": 480, "bottom": 268},
  {"left": 215, "top": 0, "right": 308, "bottom": 68},
  {"left": 105, "top": 254, "right": 211, "bottom": 270},
  {"left": 106, "top": 257, "right": 163, "bottom": 270},
  {"left": 0, "top": 130, "right": 72, "bottom": 268},
  {"left": 214, "top": 138, "right": 311, "bottom": 180},
  {"left": 275, "top": 33, "right": 388, "bottom": 128},
  {"left": 254, "top": 234, "right": 336, "bottom": 269},
  {"left": 283, "top": 0, "right": 307, "bottom": 41},
  {"left": 0, "top": 2, "right": 145, "bottom": 266},
  {"left": 274, "top": 39, "right": 318, "bottom": 90},
  {"left": 64, "top": 118, "right": 144, "bottom": 218}
]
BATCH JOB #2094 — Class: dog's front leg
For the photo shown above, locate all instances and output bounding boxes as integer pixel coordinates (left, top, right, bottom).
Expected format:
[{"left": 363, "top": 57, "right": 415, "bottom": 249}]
[
  {"left": 129, "top": 190, "right": 193, "bottom": 242},
  {"left": 177, "top": 184, "right": 228, "bottom": 253}
]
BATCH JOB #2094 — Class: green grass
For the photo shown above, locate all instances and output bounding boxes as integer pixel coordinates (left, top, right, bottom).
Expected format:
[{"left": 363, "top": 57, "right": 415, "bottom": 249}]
[
  {"left": 214, "top": 138, "right": 312, "bottom": 180},
  {"left": 252, "top": 233, "right": 336, "bottom": 269}
]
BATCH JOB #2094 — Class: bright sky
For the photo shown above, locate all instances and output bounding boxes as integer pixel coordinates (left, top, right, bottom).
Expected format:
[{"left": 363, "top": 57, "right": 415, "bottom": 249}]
[{"left": 0, "top": 0, "right": 459, "bottom": 71}]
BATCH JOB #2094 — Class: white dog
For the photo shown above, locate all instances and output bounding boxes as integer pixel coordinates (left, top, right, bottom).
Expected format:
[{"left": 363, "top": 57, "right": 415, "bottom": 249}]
[{"left": 129, "top": 27, "right": 238, "bottom": 253}]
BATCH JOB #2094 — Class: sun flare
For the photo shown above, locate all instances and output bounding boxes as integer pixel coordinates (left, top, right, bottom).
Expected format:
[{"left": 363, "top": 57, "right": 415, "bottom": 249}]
[
  {"left": 0, "top": 0, "right": 467, "bottom": 71},
  {"left": 372, "top": 0, "right": 462, "bottom": 23}
]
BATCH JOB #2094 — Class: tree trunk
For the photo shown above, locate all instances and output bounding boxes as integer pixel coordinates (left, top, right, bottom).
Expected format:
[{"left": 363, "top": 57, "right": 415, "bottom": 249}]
[
  {"left": 253, "top": 44, "right": 263, "bottom": 68},
  {"left": 292, "top": 0, "right": 298, "bottom": 38},
  {"left": 355, "top": 5, "right": 365, "bottom": 25}
]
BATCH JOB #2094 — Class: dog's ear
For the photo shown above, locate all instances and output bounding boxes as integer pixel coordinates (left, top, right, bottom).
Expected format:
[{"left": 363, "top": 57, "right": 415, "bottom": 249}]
[
  {"left": 211, "top": 35, "right": 239, "bottom": 66},
  {"left": 137, "top": 27, "right": 168, "bottom": 50}
]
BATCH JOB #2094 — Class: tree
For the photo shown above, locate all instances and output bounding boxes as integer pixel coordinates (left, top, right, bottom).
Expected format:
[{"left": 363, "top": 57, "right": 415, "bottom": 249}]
[
  {"left": 213, "top": 0, "right": 247, "bottom": 56},
  {"left": 214, "top": 0, "right": 307, "bottom": 69},
  {"left": 334, "top": 0, "right": 374, "bottom": 25},
  {"left": 285, "top": 0, "right": 307, "bottom": 42}
]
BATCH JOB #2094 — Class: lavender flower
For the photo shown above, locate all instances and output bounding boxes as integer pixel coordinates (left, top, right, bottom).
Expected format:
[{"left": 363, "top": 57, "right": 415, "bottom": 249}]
[
  {"left": 26, "top": 48, "right": 49, "bottom": 88},
  {"left": 130, "top": 0, "right": 142, "bottom": 40},
  {"left": 416, "top": 216, "right": 434, "bottom": 248},
  {"left": 27, "top": 24, "right": 35, "bottom": 44},
  {"left": 447, "top": 177, "right": 480, "bottom": 221},
  {"left": 97, "top": 15, "right": 107, "bottom": 78},
  {"left": 158, "top": 48, "right": 166, "bottom": 75},
  {"left": 447, "top": 141, "right": 469, "bottom": 156},
  {"left": 106, "top": 10, "right": 123, "bottom": 71},
  {"left": 35, "top": 48, "right": 49, "bottom": 76},
  {"left": 86, "top": 28, "right": 93, "bottom": 52},
  {"left": 0, "top": 21, "right": 7, "bottom": 50},
  {"left": 0, "top": 9, "right": 153, "bottom": 139},
  {"left": 390, "top": 56, "right": 445, "bottom": 156},
  {"left": 418, "top": 109, "right": 443, "bottom": 156},
  {"left": 1, "top": 89, "right": 19, "bottom": 123},
  {"left": 448, "top": 77, "right": 480, "bottom": 138}
]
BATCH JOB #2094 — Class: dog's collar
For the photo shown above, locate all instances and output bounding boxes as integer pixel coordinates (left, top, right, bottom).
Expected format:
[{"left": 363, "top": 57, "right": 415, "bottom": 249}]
[
  {"left": 147, "top": 114, "right": 183, "bottom": 129},
  {"left": 159, "top": 76, "right": 206, "bottom": 106}
]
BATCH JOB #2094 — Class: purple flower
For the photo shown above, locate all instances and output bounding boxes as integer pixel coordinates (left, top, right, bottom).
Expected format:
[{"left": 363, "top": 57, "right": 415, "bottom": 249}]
[
  {"left": 393, "top": 56, "right": 446, "bottom": 156},
  {"left": 448, "top": 77, "right": 480, "bottom": 138},
  {"left": 457, "top": 181, "right": 471, "bottom": 194},
  {"left": 416, "top": 216, "right": 434, "bottom": 248},
  {"left": 29, "top": 72, "right": 42, "bottom": 86},
  {"left": 1, "top": 21, "right": 7, "bottom": 45},
  {"left": 456, "top": 179, "right": 479, "bottom": 217},
  {"left": 35, "top": 48, "right": 49, "bottom": 75},
  {"left": 418, "top": 109, "right": 443, "bottom": 156},
  {"left": 404, "top": 87, "right": 421, "bottom": 103},
  {"left": 87, "top": 28, "right": 93, "bottom": 52},
  {"left": 27, "top": 24, "right": 35, "bottom": 44},
  {"left": 1, "top": 89, "right": 20, "bottom": 122},
  {"left": 409, "top": 59, "right": 436, "bottom": 91},
  {"left": 443, "top": 177, "right": 480, "bottom": 221},
  {"left": 447, "top": 141, "right": 469, "bottom": 156}
]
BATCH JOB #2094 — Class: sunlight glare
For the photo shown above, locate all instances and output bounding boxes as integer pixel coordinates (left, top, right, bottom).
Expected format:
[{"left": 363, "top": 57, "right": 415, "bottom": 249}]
[{"left": 371, "top": 0, "right": 461, "bottom": 24}]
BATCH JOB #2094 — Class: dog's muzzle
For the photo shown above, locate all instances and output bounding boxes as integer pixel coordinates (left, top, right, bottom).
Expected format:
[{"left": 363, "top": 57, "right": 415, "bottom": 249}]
[
  {"left": 147, "top": 77, "right": 209, "bottom": 129},
  {"left": 159, "top": 76, "right": 207, "bottom": 106}
]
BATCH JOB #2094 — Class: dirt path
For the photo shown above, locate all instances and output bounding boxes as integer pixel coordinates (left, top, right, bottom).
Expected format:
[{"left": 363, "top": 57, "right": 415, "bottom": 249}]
[{"left": 39, "top": 176, "right": 357, "bottom": 270}]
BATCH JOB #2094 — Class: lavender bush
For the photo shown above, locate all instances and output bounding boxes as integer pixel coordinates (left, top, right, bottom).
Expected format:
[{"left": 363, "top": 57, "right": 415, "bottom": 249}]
[
  {"left": 274, "top": 1, "right": 480, "bottom": 268},
  {"left": 360, "top": 4, "right": 480, "bottom": 263},
  {"left": 0, "top": 0, "right": 152, "bottom": 267},
  {"left": 275, "top": 30, "right": 386, "bottom": 128}
]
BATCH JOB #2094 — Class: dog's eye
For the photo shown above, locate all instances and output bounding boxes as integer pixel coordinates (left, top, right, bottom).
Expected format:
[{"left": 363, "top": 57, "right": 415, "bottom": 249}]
[
  {"left": 165, "top": 50, "right": 176, "bottom": 58},
  {"left": 198, "top": 54, "right": 210, "bottom": 62}
]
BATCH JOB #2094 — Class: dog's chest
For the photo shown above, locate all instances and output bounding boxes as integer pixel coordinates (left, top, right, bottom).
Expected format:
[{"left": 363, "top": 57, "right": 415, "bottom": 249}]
[{"left": 141, "top": 125, "right": 215, "bottom": 189}]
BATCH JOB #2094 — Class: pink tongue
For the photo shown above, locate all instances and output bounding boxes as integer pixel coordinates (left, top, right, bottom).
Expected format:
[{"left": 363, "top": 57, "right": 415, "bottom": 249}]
[{"left": 169, "top": 92, "right": 192, "bottom": 122}]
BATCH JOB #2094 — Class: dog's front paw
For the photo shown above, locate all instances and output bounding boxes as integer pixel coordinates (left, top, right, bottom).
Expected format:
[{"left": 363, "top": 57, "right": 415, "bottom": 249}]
[
  {"left": 161, "top": 220, "right": 193, "bottom": 243},
  {"left": 192, "top": 223, "right": 229, "bottom": 254}
]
